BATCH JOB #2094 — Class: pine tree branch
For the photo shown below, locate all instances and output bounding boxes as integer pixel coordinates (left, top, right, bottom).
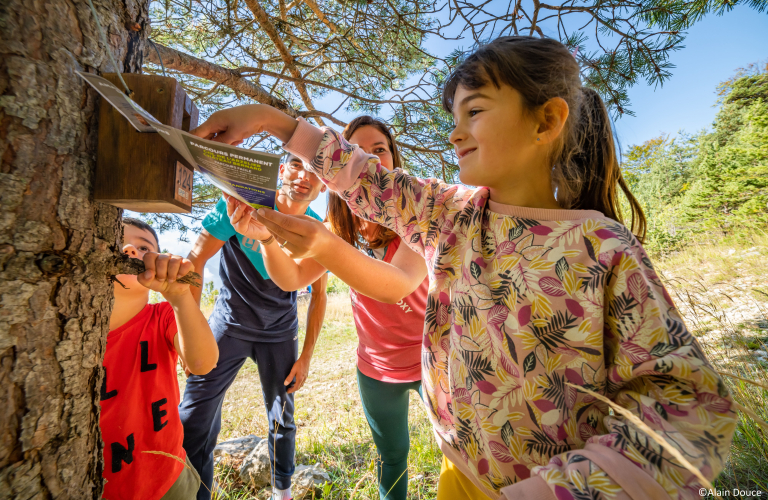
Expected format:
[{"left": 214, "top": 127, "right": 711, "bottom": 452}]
[
  {"left": 244, "top": 0, "right": 326, "bottom": 125},
  {"left": 143, "top": 41, "right": 347, "bottom": 126},
  {"left": 144, "top": 41, "right": 295, "bottom": 116}
]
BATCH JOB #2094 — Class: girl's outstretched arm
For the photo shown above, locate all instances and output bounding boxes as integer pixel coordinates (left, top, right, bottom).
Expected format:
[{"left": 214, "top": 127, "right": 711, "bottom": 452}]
[
  {"left": 282, "top": 118, "right": 472, "bottom": 260},
  {"left": 192, "top": 105, "right": 474, "bottom": 263}
]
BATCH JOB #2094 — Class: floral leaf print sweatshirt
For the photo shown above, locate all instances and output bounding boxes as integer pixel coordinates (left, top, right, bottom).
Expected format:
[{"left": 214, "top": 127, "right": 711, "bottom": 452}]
[{"left": 284, "top": 119, "right": 736, "bottom": 500}]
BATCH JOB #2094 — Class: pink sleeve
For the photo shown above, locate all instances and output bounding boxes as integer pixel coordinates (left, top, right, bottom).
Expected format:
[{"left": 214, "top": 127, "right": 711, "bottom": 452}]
[
  {"left": 504, "top": 225, "right": 737, "bottom": 500},
  {"left": 284, "top": 118, "right": 474, "bottom": 259}
]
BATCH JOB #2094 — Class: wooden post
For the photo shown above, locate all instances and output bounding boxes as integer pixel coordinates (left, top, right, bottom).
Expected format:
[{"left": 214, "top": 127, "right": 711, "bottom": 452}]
[{"left": 94, "top": 73, "right": 198, "bottom": 213}]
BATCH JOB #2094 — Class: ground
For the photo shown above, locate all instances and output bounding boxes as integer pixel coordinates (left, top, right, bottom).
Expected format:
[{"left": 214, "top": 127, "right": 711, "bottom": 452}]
[
  {"left": 183, "top": 234, "right": 768, "bottom": 499},
  {"left": 186, "top": 291, "right": 441, "bottom": 499}
]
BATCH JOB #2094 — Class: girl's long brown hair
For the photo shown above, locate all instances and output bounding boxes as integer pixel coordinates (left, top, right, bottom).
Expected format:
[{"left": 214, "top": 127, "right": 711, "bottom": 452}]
[
  {"left": 327, "top": 116, "right": 401, "bottom": 249},
  {"left": 442, "top": 36, "right": 647, "bottom": 242}
]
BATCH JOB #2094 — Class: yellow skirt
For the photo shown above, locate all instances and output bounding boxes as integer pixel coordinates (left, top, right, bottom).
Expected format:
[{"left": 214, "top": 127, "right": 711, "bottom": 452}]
[{"left": 436, "top": 456, "right": 493, "bottom": 500}]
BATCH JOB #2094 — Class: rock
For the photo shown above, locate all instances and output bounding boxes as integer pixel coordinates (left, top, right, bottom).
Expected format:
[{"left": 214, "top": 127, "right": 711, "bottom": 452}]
[
  {"left": 214, "top": 434, "right": 262, "bottom": 461},
  {"left": 239, "top": 439, "right": 272, "bottom": 489},
  {"left": 292, "top": 463, "right": 331, "bottom": 499},
  {"left": 237, "top": 441, "right": 331, "bottom": 496}
]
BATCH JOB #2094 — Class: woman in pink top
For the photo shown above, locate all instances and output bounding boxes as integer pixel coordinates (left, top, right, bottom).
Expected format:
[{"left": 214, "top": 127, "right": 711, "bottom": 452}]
[
  {"left": 221, "top": 116, "right": 429, "bottom": 500},
  {"left": 326, "top": 117, "right": 428, "bottom": 500},
  {"left": 327, "top": 116, "right": 428, "bottom": 383}
]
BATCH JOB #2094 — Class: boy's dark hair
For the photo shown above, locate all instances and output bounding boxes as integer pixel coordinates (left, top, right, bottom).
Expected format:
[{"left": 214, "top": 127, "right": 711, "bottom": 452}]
[
  {"left": 123, "top": 217, "right": 160, "bottom": 251},
  {"left": 327, "top": 115, "right": 400, "bottom": 249},
  {"left": 442, "top": 36, "right": 646, "bottom": 242}
]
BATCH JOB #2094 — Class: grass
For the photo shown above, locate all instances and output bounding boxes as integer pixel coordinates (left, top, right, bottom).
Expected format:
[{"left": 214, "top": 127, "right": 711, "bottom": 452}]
[
  {"left": 184, "top": 291, "right": 442, "bottom": 499},
  {"left": 652, "top": 233, "right": 768, "bottom": 497},
  {"left": 182, "top": 236, "right": 768, "bottom": 499}
]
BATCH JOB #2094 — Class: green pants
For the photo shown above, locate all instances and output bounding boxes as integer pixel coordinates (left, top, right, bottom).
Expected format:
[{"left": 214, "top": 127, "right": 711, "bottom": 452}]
[{"left": 356, "top": 369, "right": 422, "bottom": 500}]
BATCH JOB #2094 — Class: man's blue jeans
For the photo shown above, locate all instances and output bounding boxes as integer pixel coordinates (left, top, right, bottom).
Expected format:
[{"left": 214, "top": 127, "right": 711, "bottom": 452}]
[{"left": 179, "top": 331, "right": 298, "bottom": 500}]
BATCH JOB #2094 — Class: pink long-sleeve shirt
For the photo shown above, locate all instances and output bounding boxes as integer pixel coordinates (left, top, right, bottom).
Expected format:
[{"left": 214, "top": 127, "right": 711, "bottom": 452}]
[{"left": 285, "top": 119, "right": 736, "bottom": 499}]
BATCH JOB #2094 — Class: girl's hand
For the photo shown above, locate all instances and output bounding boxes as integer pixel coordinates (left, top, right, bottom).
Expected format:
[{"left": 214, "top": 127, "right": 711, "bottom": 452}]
[
  {"left": 224, "top": 194, "right": 271, "bottom": 241},
  {"left": 255, "top": 209, "right": 335, "bottom": 259},
  {"left": 191, "top": 104, "right": 299, "bottom": 146},
  {"left": 138, "top": 252, "right": 195, "bottom": 301}
]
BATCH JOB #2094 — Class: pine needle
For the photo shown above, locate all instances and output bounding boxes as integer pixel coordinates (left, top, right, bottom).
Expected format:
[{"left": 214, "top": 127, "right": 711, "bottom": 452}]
[{"left": 565, "top": 383, "right": 719, "bottom": 497}]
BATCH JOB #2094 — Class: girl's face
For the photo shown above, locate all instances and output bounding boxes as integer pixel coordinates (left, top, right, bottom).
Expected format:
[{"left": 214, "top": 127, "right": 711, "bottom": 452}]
[
  {"left": 449, "top": 82, "right": 542, "bottom": 192},
  {"left": 347, "top": 125, "right": 395, "bottom": 170}
]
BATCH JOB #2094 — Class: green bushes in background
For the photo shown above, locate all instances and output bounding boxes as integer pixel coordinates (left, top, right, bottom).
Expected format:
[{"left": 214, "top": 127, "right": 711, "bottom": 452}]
[
  {"left": 622, "top": 63, "right": 768, "bottom": 254},
  {"left": 326, "top": 274, "right": 350, "bottom": 295}
]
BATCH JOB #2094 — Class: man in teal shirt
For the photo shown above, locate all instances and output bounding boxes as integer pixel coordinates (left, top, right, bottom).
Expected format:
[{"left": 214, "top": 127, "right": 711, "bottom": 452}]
[{"left": 181, "top": 155, "right": 328, "bottom": 500}]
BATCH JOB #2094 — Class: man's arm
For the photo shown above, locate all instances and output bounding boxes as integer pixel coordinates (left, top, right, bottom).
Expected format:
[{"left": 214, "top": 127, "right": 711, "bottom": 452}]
[
  {"left": 284, "top": 272, "right": 328, "bottom": 394},
  {"left": 187, "top": 229, "right": 225, "bottom": 305}
]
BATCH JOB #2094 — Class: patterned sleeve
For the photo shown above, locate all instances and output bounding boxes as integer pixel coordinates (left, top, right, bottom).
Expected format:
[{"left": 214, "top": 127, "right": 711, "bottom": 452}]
[
  {"left": 502, "top": 225, "right": 737, "bottom": 500},
  {"left": 283, "top": 118, "right": 473, "bottom": 258}
]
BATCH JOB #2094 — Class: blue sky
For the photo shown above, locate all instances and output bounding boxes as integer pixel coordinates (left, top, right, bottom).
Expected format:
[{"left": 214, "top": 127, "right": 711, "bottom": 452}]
[{"left": 139, "top": 5, "right": 767, "bottom": 289}]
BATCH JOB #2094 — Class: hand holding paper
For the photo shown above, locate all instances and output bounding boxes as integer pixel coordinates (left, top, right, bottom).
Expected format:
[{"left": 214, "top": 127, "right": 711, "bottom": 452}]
[
  {"left": 225, "top": 194, "right": 271, "bottom": 241},
  {"left": 77, "top": 72, "right": 283, "bottom": 210},
  {"left": 254, "top": 208, "right": 334, "bottom": 260}
]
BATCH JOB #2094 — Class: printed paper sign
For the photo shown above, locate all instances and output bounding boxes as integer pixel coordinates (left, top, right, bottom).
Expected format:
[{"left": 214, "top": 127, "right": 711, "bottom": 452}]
[{"left": 78, "top": 71, "right": 281, "bottom": 209}]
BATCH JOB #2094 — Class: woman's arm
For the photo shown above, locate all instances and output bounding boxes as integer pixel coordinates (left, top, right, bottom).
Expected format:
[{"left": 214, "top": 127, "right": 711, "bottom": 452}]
[
  {"left": 224, "top": 194, "right": 326, "bottom": 291},
  {"left": 260, "top": 239, "right": 327, "bottom": 291},
  {"left": 226, "top": 196, "right": 427, "bottom": 302},
  {"left": 256, "top": 209, "right": 428, "bottom": 303}
]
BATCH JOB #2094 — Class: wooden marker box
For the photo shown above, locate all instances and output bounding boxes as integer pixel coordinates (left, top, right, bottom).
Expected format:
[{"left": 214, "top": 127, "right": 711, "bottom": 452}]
[{"left": 94, "top": 74, "right": 198, "bottom": 213}]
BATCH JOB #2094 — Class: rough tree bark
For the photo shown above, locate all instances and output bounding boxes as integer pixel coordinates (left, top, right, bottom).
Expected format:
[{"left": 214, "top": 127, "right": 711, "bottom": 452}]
[{"left": 0, "top": 0, "right": 148, "bottom": 497}]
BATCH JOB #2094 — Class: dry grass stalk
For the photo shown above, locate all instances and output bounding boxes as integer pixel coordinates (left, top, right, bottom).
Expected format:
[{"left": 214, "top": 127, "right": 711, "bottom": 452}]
[
  {"left": 349, "top": 471, "right": 371, "bottom": 500},
  {"left": 565, "top": 382, "right": 719, "bottom": 496},
  {"left": 141, "top": 450, "right": 211, "bottom": 493},
  {"left": 717, "top": 370, "right": 768, "bottom": 391},
  {"left": 731, "top": 402, "right": 768, "bottom": 433}
]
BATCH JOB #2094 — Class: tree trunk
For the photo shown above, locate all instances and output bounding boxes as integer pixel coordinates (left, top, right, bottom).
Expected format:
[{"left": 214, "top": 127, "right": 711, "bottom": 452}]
[{"left": 0, "top": 0, "right": 148, "bottom": 497}]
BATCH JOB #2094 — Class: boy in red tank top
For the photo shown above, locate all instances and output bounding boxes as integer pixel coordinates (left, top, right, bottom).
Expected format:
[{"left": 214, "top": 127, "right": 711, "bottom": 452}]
[{"left": 101, "top": 218, "right": 219, "bottom": 500}]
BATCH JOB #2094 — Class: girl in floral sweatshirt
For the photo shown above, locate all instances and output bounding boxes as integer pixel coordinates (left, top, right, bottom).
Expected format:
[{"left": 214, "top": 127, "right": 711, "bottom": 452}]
[{"left": 192, "top": 36, "right": 736, "bottom": 500}]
